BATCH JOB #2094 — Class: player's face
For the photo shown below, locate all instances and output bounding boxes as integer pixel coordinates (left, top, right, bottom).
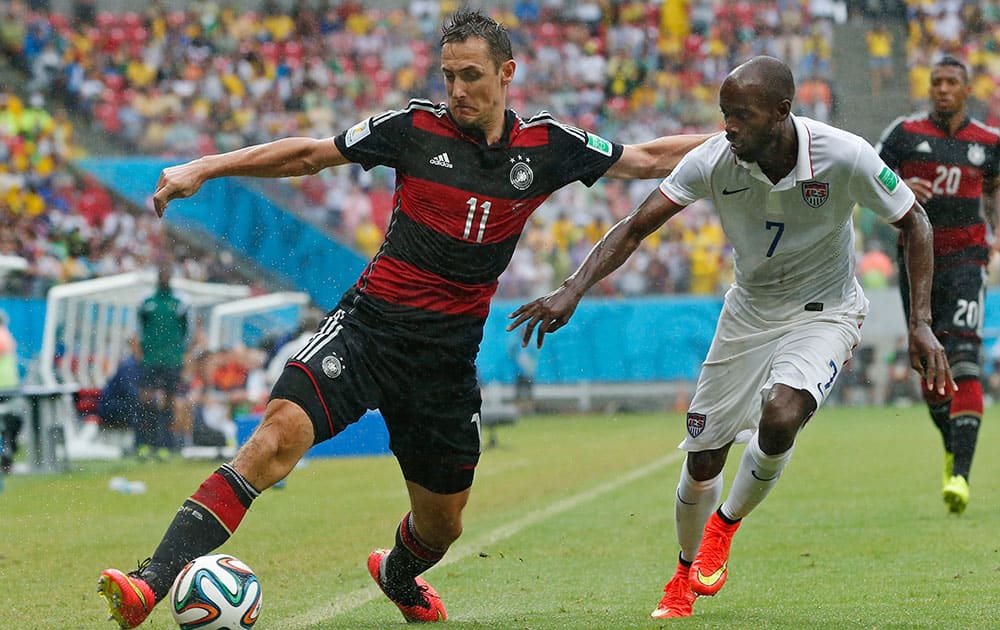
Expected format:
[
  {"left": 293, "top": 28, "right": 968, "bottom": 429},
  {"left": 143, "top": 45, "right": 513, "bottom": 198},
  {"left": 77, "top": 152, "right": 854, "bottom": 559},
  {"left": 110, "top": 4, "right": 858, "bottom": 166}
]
[
  {"left": 929, "top": 65, "right": 969, "bottom": 117},
  {"left": 441, "top": 37, "right": 514, "bottom": 132},
  {"left": 719, "top": 81, "right": 783, "bottom": 163}
]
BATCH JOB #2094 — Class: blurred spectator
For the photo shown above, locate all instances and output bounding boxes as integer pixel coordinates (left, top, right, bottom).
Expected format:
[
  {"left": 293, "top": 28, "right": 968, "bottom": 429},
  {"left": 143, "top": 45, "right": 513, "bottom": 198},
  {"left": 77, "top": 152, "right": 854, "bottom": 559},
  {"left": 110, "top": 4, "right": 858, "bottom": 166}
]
[
  {"left": 136, "top": 262, "right": 189, "bottom": 458},
  {"left": 866, "top": 22, "right": 894, "bottom": 96},
  {"left": 0, "top": 308, "right": 22, "bottom": 473},
  {"left": 96, "top": 336, "right": 142, "bottom": 438},
  {"left": 857, "top": 239, "right": 895, "bottom": 289}
]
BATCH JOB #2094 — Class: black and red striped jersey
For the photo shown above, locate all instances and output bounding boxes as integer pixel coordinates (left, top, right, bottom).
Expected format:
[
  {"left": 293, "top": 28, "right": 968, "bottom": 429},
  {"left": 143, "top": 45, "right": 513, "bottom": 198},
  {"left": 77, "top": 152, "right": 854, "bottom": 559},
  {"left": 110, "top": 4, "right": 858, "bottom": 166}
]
[
  {"left": 332, "top": 99, "right": 623, "bottom": 348},
  {"left": 877, "top": 113, "right": 1000, "bottom": 264}
]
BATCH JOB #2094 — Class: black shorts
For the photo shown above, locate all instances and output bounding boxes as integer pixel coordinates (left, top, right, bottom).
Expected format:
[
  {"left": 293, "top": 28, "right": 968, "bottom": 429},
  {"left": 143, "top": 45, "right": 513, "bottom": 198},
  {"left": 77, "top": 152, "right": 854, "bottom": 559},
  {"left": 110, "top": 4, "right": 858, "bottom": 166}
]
[
  {"left": 270, "top": 306, "right": 483, "bottom": 493},
  {"left": 899, "top": 258, "right": 985, "bottom": 378}
]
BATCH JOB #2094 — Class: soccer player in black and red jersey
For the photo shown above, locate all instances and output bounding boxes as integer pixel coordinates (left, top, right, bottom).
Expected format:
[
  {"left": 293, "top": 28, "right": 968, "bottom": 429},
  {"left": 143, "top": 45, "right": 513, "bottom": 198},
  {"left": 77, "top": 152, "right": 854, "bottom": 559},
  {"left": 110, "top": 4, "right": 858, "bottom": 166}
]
[
  {"left": 877, "top": 55, "right": 1000, "bottom": 514},
  {"left": 96, "top": 8, "right": 712, "bottom": 628}
]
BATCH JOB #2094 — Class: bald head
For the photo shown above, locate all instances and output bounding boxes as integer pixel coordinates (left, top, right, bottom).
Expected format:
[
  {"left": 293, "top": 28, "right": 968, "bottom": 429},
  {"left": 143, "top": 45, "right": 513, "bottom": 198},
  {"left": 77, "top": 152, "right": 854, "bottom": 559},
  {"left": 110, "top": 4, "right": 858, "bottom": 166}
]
[
  {"left": 718, "top": 56, "right": 797, "bottom": 166},
  {"left": 723, "top": 56, "right": 795, "bottom": 106}
]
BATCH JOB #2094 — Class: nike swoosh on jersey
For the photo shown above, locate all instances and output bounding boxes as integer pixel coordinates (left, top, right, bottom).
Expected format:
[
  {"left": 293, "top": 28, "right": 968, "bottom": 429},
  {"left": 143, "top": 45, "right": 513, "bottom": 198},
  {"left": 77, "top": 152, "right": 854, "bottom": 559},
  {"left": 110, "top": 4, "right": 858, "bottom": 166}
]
[
  {"left": 694, "top": 563, "right": 727, "bottom": 586},
  {"left": 721, "top": 186, "right": 750, "bottom": 195}
]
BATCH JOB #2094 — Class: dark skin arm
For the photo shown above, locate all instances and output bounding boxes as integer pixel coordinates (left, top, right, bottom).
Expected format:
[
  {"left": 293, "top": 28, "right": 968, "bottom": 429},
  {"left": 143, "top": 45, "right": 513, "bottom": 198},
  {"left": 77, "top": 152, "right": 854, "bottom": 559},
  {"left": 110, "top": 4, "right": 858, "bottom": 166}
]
[
  {"left": 507, "top": 187, "right": 683, "bottom": 347},
  {"left": 508, "top": 196, "right": 954, "bottom": 396},
  {"left": 893, "top": 202, "right": 955, "bottom": 395}
]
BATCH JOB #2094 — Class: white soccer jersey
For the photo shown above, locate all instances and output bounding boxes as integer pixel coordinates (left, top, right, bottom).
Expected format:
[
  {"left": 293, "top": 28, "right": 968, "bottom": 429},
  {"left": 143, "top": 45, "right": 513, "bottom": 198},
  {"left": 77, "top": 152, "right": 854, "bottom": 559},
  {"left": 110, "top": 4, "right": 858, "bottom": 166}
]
[{"left": 659, "top": 115, "right": 915, "bottom": 320}]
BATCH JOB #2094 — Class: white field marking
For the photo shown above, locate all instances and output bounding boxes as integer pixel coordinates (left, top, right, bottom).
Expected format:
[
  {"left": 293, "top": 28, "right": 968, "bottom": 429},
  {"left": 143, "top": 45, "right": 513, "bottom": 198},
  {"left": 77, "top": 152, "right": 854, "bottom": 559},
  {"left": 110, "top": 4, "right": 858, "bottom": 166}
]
[{"left": 274, "top": 450, "right": 684, "bottom": 629}]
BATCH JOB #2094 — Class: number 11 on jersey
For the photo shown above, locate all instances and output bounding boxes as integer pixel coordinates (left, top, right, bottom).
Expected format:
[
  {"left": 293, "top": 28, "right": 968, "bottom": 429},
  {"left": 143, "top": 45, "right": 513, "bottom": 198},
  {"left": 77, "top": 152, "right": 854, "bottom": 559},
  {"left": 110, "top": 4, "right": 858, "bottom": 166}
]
[{"left": 464, "top": 197, "right": 492, "bottom": 242}]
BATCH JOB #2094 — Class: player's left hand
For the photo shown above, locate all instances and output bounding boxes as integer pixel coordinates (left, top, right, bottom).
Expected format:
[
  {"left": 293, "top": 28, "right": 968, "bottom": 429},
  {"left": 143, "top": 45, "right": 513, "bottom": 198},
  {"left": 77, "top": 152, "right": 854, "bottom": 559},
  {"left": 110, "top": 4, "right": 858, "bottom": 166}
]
[
  {"left": 507, "top": 285, "right": 584, "bottom": 348},
  {"left": 908, "top": 322, "right": 956, "bottom": 395}
]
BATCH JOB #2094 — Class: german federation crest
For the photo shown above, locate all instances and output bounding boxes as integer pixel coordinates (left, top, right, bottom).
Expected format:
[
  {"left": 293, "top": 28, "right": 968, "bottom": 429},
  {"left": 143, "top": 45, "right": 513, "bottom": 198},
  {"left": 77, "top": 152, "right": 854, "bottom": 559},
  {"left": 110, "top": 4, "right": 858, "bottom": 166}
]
[
  {"left": 968, "top": 143, "right": 986, "bottom": 166},
  {"left": 801, "top": 181, "right": 829, "bottom": 208},
  {"left": 686, "top": 412, "right": 706, "bottom": 438},
  {"left": 321, "top": 354, "right": 343, "bottom": 379},
  {"left": 510, "top": 156, "right": 533, "bottom": 191}
]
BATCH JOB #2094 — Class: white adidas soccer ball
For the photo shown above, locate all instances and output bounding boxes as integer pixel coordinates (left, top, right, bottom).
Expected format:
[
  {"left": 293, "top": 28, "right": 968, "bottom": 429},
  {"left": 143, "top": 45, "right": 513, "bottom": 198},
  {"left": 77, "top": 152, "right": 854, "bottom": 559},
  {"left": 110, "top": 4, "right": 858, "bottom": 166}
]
[{"left": 169, "top": 554, "right": 262, "bottom": 629}]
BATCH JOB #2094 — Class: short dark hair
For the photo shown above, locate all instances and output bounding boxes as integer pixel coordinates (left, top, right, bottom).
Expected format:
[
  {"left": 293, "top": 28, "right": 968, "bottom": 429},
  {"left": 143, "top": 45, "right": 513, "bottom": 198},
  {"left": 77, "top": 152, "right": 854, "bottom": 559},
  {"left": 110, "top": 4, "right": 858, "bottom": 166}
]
[
  {"left": 934, "top": 55, "right": 969, "bottom": 83},
  {"left": 441, "top": 7, "right": 513, "bottom": 70}
]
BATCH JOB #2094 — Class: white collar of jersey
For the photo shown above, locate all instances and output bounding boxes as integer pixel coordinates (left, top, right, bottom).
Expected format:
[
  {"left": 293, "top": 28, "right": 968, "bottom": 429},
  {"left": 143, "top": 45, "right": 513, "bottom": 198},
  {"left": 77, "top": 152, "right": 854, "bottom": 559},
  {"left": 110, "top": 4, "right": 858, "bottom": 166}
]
[{"left": 734, "top": 114, "right": 814, "bottom": 191}]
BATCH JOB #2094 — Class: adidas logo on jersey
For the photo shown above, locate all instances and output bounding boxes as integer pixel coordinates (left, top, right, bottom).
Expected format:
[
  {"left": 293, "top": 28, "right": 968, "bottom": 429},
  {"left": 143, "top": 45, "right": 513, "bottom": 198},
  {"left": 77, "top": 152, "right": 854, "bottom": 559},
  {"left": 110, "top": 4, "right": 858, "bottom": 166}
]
[{"left": 429, "top": 152, "right": 453, "bottom": 168}]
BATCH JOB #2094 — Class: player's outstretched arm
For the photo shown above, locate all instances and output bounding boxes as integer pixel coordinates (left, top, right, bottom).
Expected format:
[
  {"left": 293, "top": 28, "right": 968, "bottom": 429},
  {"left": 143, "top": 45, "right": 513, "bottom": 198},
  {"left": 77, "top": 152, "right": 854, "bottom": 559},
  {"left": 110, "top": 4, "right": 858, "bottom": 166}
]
[
  {"left": 606, "top": 132, "right": 718, "bottom": 179},
  {"left": 893, "top": 203, "right": 956, "bottom": 395},
  {"left": 153, "top": 137, "right": 349, "bottom": 217},
  {"left": 507, "top": 188, "right": 685, "bottom": 348}
]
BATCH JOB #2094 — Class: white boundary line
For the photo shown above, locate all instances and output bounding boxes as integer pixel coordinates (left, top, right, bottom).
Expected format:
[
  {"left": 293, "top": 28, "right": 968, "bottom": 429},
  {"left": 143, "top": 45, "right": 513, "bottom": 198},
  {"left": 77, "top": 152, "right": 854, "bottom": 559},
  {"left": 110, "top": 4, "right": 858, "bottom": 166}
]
[{"left": 275, "top": 451, "right": 684, "bottom": 629}]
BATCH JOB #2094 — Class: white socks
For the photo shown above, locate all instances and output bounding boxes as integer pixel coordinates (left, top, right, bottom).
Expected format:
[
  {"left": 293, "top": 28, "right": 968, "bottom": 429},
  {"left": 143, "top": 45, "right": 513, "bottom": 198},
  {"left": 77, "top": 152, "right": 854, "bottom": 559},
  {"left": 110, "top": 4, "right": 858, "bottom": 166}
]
[
  {"left": 720, "top": 432, "right": 794, "bottom": 521},
  {"left": 674, "top": 462, "right": 723, "bottom": 563}
]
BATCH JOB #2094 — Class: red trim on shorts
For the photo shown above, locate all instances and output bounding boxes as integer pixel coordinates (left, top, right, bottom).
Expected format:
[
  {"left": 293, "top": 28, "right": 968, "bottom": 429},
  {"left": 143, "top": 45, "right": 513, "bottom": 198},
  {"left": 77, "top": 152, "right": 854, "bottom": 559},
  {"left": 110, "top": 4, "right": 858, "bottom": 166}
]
[
  {"left": 190, "top": 472, "right": 248, "bottom": 535},
  {"left": 287, "top": 361, "right": 335, "bottom": 437}
]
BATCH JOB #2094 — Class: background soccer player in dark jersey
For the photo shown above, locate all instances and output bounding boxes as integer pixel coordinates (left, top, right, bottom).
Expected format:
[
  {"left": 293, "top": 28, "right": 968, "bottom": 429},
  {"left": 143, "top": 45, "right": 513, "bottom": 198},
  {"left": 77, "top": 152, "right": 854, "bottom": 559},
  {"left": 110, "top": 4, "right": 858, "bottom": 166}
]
[
  {"left": 96, "top": 8, "right": 712, "bottom": 628},
  {"left": 877, "top": 55, "right": 1000, "bottom": 515}
]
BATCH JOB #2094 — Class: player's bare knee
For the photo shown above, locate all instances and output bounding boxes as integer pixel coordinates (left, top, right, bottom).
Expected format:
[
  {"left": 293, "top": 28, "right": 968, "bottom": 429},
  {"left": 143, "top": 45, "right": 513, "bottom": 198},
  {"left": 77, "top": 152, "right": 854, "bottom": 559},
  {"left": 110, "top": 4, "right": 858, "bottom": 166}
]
[
  {"left": 759, "top": 388, "right": 813, "bottom": 454},
  {"left": 686, "top": 446, "right": 729, "bottom": 480}
]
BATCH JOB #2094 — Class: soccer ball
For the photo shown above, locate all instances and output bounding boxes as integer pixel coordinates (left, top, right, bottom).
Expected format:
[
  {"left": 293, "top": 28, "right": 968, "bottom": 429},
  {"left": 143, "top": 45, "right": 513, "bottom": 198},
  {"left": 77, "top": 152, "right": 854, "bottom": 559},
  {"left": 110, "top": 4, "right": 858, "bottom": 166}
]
[{"left": 169, "top": 554, "right": 262, "bottom": 629}]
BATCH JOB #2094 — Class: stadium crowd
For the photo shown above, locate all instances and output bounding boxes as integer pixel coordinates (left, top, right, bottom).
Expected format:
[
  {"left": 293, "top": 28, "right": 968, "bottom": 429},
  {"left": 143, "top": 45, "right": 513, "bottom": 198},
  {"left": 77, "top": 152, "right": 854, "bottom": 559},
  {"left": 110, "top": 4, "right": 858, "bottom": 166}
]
[
  {"left": 2, "top": 1, "right": 1000, "bottom": 299},
  {"left": 0, "top": 0, "right": 848, "bottom": 298}
]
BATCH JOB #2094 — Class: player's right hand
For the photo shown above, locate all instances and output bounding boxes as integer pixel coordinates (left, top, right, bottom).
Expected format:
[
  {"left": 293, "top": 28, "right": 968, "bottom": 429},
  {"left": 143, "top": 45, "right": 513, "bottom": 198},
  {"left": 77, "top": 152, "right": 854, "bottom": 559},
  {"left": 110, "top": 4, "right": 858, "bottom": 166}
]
[
  {"left": 908, "top": 321, "right": 956, "bottom": 396},
  {"left": 152, "top": 162, "right": 205, "bottom": 217},
  {"left": 507, "top": 286, "right": 583, "bottom": 349}
]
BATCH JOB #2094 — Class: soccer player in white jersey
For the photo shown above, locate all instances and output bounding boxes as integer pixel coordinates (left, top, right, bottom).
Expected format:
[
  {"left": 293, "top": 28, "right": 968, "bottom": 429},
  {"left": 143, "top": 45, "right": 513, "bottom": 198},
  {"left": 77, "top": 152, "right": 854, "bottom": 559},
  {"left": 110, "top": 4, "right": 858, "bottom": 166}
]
[{"left": 508, "top": 56, "right": 954, "bottom": 619}]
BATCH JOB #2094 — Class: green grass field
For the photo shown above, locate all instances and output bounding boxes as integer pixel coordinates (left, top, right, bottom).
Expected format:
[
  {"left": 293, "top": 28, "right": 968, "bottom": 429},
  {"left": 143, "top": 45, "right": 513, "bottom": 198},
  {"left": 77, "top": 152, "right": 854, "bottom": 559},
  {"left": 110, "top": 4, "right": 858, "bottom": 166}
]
[{"left": 2, "top": 404, "right": 998, "bottom": 629}]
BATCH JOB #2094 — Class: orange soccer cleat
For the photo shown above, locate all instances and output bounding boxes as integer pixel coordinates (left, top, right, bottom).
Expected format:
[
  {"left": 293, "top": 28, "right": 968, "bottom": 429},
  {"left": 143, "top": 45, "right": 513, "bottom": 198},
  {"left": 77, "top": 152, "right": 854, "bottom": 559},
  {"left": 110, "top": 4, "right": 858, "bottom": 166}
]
[
  {"left": 651, "top": 560, "right": 697, "bottom": 619},
  {"left": 367, "top": 549, "right": 447, "bottom": 622},
  {"left": 97, "top": 566, "right": 156, "bottom": 629},
  {"left": 689, "top": 511, "right": 741, "bottom": 596}
]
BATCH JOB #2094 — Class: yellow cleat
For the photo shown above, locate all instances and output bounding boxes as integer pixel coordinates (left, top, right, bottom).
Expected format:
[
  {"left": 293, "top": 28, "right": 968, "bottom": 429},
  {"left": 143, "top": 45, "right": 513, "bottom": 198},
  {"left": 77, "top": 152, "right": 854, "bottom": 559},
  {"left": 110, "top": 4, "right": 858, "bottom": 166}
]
[
  {"left": 942, "top": 452, "right": 954, "bottom": 490},
  {"left": 942, "top": 475, "right": 969, "bottom": 514}
]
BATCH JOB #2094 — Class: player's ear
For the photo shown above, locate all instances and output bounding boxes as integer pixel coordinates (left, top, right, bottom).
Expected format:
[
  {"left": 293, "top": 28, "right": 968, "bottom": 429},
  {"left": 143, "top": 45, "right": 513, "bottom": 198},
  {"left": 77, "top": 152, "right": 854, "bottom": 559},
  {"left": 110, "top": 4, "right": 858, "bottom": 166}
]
[
  {"left": 500, "top": 59, "right": 516, "bottom": 87},
  {"left": 775, "top": 98, "right": 792, "bottom": 121}
]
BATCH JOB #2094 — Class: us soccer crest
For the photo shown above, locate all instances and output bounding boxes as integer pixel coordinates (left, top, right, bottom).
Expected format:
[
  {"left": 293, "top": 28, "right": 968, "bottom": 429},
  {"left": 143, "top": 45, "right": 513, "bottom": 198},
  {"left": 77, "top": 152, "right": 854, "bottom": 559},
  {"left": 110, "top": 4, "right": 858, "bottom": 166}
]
[
  {"left": 686, "top": 412, "right": 706, "bottom": 438},
  {"left": 801, "top": 181, "right": 829, "bottom": 208}
]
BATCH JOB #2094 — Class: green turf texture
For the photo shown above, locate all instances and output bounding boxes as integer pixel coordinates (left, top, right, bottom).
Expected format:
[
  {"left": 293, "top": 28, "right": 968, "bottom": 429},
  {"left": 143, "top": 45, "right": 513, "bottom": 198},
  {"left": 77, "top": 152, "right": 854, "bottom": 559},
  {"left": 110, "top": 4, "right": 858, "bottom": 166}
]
[{"left": 1, "top": 404, "right": 997, "bottom": 629}]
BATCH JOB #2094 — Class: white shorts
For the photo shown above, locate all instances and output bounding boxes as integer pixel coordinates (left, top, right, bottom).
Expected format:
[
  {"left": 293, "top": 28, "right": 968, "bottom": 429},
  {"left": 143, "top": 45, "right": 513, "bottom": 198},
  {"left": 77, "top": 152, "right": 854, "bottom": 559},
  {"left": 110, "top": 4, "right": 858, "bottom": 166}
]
[{"left": 679, "top": 288, "right": 867, "bottom": 451}]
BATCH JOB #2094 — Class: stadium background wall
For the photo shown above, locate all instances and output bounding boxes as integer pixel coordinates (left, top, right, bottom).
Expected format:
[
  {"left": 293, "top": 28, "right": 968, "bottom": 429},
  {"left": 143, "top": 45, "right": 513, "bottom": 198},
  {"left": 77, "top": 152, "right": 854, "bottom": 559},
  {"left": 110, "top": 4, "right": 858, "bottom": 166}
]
[{"left": 4, "top": 290, "right": 998, "bottom": 387}]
